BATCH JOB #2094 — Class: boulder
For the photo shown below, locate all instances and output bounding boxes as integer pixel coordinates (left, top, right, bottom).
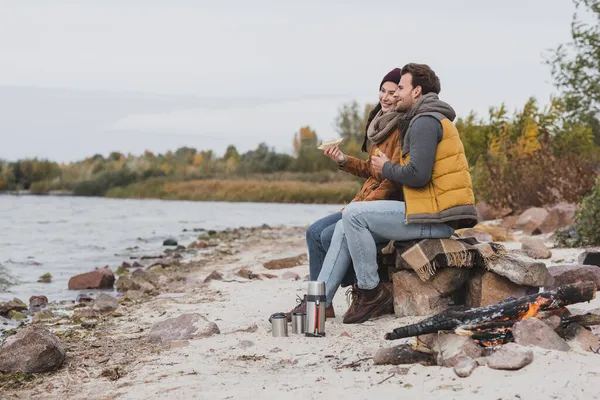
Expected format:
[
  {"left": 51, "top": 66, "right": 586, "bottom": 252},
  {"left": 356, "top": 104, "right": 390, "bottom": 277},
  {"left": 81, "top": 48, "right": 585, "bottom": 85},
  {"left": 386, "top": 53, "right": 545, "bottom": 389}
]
[
  {"left": 9, "top": 311, "right": 27, "bottom": 321},
  {"left": 578, "top": 250, "right": 600, "bottom": 267},
  {"left": 68, "top": 266, "right": 115, "bottom": 290},
  {"left": 486, "top": 251, "right": 552, "bottom": 287},
  {"left": 432, "top": 334, "right": 483, "bottom": 368},
  {"left": 453, "top": 357, "right": 478, "bottom": 378},
  {"left": 163, "top": 239, "right": 178, "bottom": 246},
  {"left": 29, "top": 296, "right": 48, "bottom": 310},
  {"left": 373, "top": 344, "right": 434, "bottom": 366},
  {"left": 203, "top": 270, "right": 224, "bottom": 283},
  {"left": 0, "top": 326, "right": 66, "bottom": 373},
  {"left": 486, "top": 343, "right": 533, "bottom": 370},
  {"left": 124, "top": 290, "right": 144, "bottom": 301},
  {"left": 0, "top": 298, "right": 27, "bottom": 316},
  {"left": 263, "top": 254, "right": 307, "bottom": 270},
  {"left": 564, "top": 323, "right": 600, "bottom": 353},
  {"left": 520, "top": 237, "right": 552, "bottom": 259},
  {"left": 93, "top": 293, "right": 119, "bottom": 312},
  {"left": 147, "top": 313, "right": 220, "bottom": 345},
  {"left": 458, "top": 229, "right": 493, "bottom": 243},
  {"left": 547, "top": 265, "right": 600, "bottom": 290},
  {"left": 189, "top": 240, "right": 209, "bottom": 249},
  {"left": 516, "top": 207, "right": 548, "bottom": 234},
  {"left": 236, "top": 268, "right": 261, "bottom": 280},
  {"left": 392, "top": 269, "right": 470, "bottom": 317},
  {"left": 512, "top": 318, "right": 571, "bottom": 351},
  {"left": 539, "top": 203, "right": 576, "bottom": 234},
  {"left": 466, "top": 270, "right": 538, "bottom": 308}
]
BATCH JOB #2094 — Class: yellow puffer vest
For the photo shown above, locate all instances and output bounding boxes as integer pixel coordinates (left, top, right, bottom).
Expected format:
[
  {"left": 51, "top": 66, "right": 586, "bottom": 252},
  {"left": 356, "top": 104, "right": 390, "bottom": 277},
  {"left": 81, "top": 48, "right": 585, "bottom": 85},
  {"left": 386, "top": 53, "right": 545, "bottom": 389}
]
[{"left": 401, "top": 116, "right": 478, "bottom": 229}]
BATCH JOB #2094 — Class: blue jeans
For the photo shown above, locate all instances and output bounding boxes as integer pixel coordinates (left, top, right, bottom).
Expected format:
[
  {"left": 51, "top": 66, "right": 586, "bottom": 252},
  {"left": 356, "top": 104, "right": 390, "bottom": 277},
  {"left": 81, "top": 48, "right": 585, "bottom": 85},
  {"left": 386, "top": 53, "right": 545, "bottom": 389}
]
[
  {"left": 318, "top": 201, "right": 454, "bottom": 305},
  {"left": 306, "top": 212, "right": 342, "bottom": 280}
]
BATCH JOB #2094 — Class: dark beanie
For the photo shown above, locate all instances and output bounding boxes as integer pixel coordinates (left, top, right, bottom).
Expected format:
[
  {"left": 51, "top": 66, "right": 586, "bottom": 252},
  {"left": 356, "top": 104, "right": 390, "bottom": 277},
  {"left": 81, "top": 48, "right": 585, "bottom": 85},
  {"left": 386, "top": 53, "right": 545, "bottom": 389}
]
[{"left": 380, "top": 68, "right": 401, "bottom": 87}]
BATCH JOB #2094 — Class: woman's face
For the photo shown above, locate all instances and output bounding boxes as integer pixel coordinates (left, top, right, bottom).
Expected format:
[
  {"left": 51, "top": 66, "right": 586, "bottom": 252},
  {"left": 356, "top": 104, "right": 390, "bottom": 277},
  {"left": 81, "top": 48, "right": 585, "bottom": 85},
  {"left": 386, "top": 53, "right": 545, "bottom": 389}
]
[{"left": 379, "top": 81, "right": 399, "bottom": 112}]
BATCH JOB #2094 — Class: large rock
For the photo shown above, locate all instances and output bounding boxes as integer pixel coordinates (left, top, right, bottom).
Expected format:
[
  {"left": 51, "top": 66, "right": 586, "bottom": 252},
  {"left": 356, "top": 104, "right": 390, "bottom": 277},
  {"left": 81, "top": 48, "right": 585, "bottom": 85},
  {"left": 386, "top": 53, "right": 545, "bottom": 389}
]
[
  {"left": 539, "top": 203, "right": 576, "bottom": 234},
  {"left": 147, "top": 313, "right": 220, "bottom": 345},
  {"left": 487, "top": 251, "right": 552, "bottom": 287},
  {"left": 475, "top": 201, "right": 511, "bottom": 221},
  {"left": 547, "top": 265, "right": 600, "bottom": 289},
  {"left": 0, "top": 326, "right": 66, "bottom": 373},
  {"left": 392, "top": 269, "right": 470, "bottom": 317},
  {"left": 93, "top": 293, "right": 118, "bottom": 312},
  {"left": 466, "top": 270, "right": 538, "bottom": 308},
  {"left": 29, "top": 296, "right": 48, "bottom": 310},
  {"left": 520, "top": 237, "right": 552, "bottom": 259},
  {"left": 512, "top": 317, "right": 571, "bottom": 351},
  {"left": 516, "top": 207, "right": 548, "bottom": 235},
  {"left": 68, "top": 266, "right": 115, "bottom": 290},
  {"left": 578, "top": 250, "right": 600, "bottom": 267},
  {"left": 453, "top": 357, "right": 478, "bottom": 378},
  {"left": 564, "top": 324, "right": 600, "bottom": 353},
  {"left": 486, "top": 343, "right": 533, "bottom": 370},
  {"left": 373, "top": 344, "right": 434, "bottom": 366},
  {"left": 0, "top": 298, "right": 27, "bottom": 316},
  {"left": 432, "top": 334, "right": 483, "bottom": 368}
]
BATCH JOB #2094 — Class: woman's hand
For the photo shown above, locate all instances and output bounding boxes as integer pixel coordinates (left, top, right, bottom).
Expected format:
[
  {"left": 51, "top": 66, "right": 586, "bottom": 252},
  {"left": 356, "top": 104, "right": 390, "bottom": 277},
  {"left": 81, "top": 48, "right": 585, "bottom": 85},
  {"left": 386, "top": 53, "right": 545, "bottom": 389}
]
[
  {"left": 371, "top": 151, "right": 390, "bottom": 175},
  {"left": 324, "top": 145, "right": 346, "bottom": 164}
]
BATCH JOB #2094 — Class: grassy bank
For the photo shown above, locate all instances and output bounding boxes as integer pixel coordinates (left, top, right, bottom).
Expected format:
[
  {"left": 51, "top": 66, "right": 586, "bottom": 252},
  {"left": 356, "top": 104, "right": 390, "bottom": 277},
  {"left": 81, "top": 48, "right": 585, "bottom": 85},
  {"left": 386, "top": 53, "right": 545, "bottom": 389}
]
[{"left": 106, "top": 177, "right": 361, "bottom": 204}]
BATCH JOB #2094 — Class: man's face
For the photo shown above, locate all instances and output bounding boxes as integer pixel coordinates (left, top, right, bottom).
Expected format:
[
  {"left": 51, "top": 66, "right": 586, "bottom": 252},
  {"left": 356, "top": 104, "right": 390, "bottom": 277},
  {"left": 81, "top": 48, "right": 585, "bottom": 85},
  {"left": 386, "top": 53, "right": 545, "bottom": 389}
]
[{"left": 394, "top": 73, "right": 420, "bottom": 112}]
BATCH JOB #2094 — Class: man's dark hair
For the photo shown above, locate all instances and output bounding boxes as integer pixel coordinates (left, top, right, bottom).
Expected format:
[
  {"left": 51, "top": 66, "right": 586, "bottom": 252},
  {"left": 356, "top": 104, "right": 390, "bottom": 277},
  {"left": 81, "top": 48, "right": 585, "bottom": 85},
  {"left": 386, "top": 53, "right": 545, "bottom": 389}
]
[{"left": 400, "top": 63, "right": 441, "bottom": 95}]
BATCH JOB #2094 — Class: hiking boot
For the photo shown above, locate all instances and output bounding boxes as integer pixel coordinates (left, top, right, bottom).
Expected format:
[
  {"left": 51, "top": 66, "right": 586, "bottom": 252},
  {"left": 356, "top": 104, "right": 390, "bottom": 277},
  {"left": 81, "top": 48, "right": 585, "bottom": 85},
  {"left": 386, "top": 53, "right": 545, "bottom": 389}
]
[
  {"left": 269, "top": 295, "right": 336, "bottom": 322},
  {"left": 342, "top": 282, "right": 393, "bottom": 324}
]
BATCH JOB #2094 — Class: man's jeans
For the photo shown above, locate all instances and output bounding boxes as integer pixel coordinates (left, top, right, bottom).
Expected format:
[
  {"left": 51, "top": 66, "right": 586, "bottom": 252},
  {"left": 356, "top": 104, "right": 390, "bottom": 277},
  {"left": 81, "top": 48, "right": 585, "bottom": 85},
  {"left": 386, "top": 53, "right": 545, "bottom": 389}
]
[
  {"left": 318, "top": 201, "right": 454, "bottom": 306},
  {"left": 306, "top": 212, "right": 342, "bottom": 280}
]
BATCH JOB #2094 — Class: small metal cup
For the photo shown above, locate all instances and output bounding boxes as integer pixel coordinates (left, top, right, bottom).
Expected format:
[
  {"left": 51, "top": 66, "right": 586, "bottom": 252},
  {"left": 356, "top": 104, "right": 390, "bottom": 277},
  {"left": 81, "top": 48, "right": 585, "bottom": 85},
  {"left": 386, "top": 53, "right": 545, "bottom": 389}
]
[
  {"left": 271, "top": 313, "right": 288, "bottom": 337},
  {"left": 291, "top": 312, "right": 306, "bottom": 334}
]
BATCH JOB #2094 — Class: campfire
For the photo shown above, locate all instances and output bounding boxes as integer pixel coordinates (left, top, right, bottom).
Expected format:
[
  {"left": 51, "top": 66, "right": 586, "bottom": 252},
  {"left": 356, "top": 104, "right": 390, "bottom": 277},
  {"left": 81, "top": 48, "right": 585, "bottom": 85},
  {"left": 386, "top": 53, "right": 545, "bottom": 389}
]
[{"left": 375, "top": 282, "right": 600, "bottom": 376}]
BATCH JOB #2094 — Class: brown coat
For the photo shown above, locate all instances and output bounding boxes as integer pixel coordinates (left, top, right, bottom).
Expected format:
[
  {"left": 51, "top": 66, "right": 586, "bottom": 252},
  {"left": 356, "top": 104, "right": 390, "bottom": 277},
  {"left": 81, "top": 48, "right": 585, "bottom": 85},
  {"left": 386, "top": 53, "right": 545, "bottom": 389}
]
[{"left": 340, "top": 129, "right": 404, "bottom": 203}]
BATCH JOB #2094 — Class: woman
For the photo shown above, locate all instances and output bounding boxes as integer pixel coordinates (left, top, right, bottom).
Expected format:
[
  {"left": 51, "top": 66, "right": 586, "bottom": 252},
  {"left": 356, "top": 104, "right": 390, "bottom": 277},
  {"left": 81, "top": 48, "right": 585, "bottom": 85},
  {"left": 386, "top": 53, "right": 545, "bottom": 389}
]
[{"left": 279, "top": 68, "right": 406, "bottom": 321}]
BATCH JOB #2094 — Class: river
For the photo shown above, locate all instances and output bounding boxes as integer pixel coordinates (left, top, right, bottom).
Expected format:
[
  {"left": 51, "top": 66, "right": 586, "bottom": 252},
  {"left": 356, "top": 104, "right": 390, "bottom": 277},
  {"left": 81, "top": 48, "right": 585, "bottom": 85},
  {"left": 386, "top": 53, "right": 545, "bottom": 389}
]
[{"left": 0, "top": 195, "right": 342, "bottom": 302}]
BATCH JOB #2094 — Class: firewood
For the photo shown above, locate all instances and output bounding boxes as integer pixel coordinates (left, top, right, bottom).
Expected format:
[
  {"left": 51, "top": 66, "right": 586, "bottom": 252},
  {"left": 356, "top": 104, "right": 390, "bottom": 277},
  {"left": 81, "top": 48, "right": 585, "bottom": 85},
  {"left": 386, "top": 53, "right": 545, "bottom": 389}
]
[
  {"left": 385, "top": 282, "right": 596, "bottom": 340},
  {"left": 566, "top": 313, "right": 600, "bottom": 327}
]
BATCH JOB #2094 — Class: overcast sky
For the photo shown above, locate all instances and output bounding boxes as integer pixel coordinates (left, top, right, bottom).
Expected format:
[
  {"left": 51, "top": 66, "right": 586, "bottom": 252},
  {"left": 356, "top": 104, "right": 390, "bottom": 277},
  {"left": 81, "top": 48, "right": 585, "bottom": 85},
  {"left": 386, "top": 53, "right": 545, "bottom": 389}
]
[{"left": 0, "top": 0, "right": 577, "bottom": 162}]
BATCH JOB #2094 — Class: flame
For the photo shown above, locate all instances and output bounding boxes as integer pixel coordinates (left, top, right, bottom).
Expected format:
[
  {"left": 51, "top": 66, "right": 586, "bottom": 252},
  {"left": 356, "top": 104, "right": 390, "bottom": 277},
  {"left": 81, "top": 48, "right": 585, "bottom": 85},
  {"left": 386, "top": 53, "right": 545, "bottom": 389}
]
[{"left": 520, "top": 297, "right": 544, "bottom": 320}]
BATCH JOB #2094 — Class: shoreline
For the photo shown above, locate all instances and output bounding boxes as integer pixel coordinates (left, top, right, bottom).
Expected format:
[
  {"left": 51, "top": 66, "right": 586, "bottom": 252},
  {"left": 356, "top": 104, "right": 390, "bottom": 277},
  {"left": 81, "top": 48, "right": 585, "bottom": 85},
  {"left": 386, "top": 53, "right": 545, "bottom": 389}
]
[{"left": 2, "top": 226, "right": 600, "bottom": 399}]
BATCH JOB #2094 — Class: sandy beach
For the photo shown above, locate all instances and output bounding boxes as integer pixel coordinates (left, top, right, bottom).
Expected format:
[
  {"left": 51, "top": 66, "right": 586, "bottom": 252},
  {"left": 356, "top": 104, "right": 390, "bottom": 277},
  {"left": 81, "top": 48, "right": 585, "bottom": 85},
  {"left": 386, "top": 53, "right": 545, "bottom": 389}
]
[{"left": 3, "top": 225, "right": 600, "bottom": 400}]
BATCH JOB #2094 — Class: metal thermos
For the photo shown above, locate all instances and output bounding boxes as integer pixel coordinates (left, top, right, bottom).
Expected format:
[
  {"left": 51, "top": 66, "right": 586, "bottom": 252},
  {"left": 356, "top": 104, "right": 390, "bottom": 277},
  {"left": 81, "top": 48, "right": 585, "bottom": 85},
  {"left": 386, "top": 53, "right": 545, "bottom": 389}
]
[
  {"left": 271, "top": 313, "right": 288, "bottom": 337},
  {"left": 291, "top": 312, "right": 306, "bottom": 334},
  {"left": 305, "top": 281, "right": 326, "bottom": 337}
]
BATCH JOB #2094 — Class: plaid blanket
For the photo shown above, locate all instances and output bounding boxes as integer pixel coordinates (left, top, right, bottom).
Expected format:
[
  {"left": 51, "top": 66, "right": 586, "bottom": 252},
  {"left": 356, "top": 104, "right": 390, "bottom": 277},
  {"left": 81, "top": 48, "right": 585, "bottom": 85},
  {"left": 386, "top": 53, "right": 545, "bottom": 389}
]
[{"left": 384, "top": 237, "right": 508, "bottom": 281}]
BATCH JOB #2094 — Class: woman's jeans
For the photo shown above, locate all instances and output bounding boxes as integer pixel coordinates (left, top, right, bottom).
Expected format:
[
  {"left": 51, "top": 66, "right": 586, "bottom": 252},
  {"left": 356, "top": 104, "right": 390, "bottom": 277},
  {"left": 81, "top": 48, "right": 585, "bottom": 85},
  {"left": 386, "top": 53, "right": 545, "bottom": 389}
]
[
  {"left": 317, "top": 201, "right": 454, "bottom": 306},
  {"left": 306, "top": 212, "right": 342, "bottom": 280}
]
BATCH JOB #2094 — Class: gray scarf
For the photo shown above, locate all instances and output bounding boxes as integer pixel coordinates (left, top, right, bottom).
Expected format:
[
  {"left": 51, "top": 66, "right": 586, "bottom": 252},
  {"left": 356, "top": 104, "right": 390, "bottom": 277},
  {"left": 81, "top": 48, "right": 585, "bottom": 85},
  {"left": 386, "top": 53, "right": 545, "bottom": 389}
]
[{"left": 367, "top": 109, "right": 400, "bottom": 144}]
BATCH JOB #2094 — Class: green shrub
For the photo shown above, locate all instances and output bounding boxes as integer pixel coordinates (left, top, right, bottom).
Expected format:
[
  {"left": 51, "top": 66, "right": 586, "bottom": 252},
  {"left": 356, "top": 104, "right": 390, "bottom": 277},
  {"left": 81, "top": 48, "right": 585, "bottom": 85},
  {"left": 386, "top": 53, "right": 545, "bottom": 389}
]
[{"left": 555, "top": 177, "right": 600, "bottom": 247}]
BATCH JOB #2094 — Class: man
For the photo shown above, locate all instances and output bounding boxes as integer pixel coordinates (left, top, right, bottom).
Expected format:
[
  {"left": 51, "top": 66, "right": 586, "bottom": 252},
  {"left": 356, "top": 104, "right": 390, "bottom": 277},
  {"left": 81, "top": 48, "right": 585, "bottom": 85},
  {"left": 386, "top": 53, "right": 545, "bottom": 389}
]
[{"left": 338, "top": 63, "right": 478, "bottom": 324}]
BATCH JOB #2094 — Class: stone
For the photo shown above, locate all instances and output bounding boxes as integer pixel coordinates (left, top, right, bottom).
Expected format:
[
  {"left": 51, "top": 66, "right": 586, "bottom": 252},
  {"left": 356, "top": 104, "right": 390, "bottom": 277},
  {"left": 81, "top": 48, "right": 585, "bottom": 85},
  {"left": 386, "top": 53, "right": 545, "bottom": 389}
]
[
  {"left": 465, "top": 270, "right": 538, "bottom": 308},
  {"left": 38, "top": 273, "right": 52, "bottom": 283},
  {"left": 547, "top": 265, "right": 600, "bottom": 289},
  {"left": 0, "top": 326, "right": 66, "bottom": 373},
  {"left": 189, "top": 240, "right": 209, "bottom": 249},
  {"left": 564, "top": 323, "right": 600, "bottom": 353},
  {"left": 486, "top": 251, "right": 552, "bottom": 287},
  {"left": 120, "top": 261, "right": 132, "bottom": 269},
  {"left": 458, "top": 229, "right": 493, "bottom": 243},
  {"left": 76, "top": 294, "right": 94, "bottom": 303},
  {"left": 68, "top": 266, "right": 115, "bottom": 290},
  {"left": 513, "top": 318, "right": 571, "bottom": 351},
  {"left": 8, "top": 311, "right": 27, "bottom": 321},
  {"left": 157, "top": 275, "right": 169, "bottom": 287},
  {"left": 131, "top": 269, "right": 148, "bottom": 280},
  {"left": 29, "top": 296, "right": 48, "bottom": 310},
  {"left": 203, "top": 270, "right": 224, "bottom": 283},
  {"left": 73, "top": 308, "right": 102, "bottom": 319},
  {"left": 132, "top": 261, "right": 144, "bottom": 269},
  {"left": 260, "top": 273, "right": 278, "bottom": 279},
  {"left": 433, "top": 334, "right": 483, "bottom": 368},
  {"left": 578, "top": 250, "right": 600, "bottom": 267},
  {"left": 539, "top": 203, "right": 576, "bottom": 234},
  {"left": 373, "top": 344, "right": 435, "bottom": 366},
  {"left": 124, "top": 290, "right": 144, "bottom": 301},
  {"left": 475, "top": 201, "right": 511, "bottom": 221},
  {"left": 520, "top": 237, "right": 552, "bottom": 259},
  {"left": 263, "top": 254, "right": 307, "bottom": 270},
  {"left": 0, "top": 298, "right": 27, "bottom": 316},
  {"left": 32, "top": 310, "right": 55, "bottom": 323},
  {"left": 281, "top": 271, "right": 301, "bottom": 281},
  {"left": 541, "top": 315, "right": 562, "bottom": 331},
  {"left": 500, "top": 216, "right": 519, "bottom": 230},
  {"left": 147, "top": 313, "right": 220, "bottom": 345},
  {"left": 453, "top": 356, "right": 478, "bottom": 378},
  {"left": 235, "top": 268, "right": 261, "bottom": 280},
  {"left": 516, "top": 207, "right": 548, "bottom": 234},
  {"left": 163, "top": 238, "right": 178, "bottom": 246},
  {"left": 93, "top": 293, "right": 118, "bottom": 312},
  {"left": 392, "top": 269, "right": 470, "bottom": 317},
  {"left": 486, "top": 343, "right": 533, "bottom": 370}
]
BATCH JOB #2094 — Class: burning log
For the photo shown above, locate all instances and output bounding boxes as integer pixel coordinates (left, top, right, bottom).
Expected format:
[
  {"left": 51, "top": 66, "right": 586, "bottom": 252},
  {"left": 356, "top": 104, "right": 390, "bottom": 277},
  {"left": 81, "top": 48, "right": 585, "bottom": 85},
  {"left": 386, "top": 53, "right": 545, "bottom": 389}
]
[{"left": 385, "top": 282, "right": 596, "bottom": 341}]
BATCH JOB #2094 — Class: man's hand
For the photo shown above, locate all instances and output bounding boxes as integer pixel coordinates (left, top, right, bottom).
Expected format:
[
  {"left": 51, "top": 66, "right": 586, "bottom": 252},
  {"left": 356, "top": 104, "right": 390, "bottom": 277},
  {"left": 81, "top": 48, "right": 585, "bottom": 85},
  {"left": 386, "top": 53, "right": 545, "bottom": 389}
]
[
  {"left": 324, "top": 145, "right": 346, "bottom": 164},
  {"left": 371, "top": 152, "right": 390, "bottom": 175}
]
